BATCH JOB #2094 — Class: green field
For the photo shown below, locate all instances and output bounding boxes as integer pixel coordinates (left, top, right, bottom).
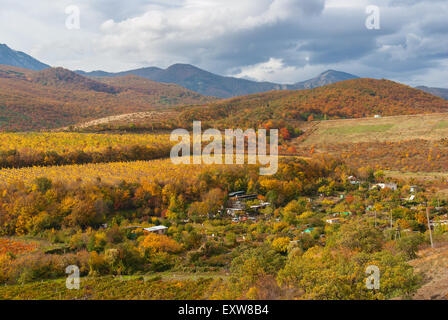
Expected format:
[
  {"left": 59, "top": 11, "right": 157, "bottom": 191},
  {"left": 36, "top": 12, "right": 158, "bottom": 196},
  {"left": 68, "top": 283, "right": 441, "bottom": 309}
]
[
  {"left": 325, "top": 124, "right": 394, "bottom": 135},
  {"left": 435, "top": 120, "right": 448, "bottom": 130}
]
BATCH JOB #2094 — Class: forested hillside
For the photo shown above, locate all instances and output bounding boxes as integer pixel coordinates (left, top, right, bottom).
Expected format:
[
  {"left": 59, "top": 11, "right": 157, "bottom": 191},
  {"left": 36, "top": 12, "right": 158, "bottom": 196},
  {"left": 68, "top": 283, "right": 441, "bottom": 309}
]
[
  {"left": 72, "top": 78, "right": 448, "bottom": 133},
  {"left": 0, "top": 66, "right": 213, "bottom": 131},
  {"left": 173, "top": 78, "right": 448, "bottom": 129}
]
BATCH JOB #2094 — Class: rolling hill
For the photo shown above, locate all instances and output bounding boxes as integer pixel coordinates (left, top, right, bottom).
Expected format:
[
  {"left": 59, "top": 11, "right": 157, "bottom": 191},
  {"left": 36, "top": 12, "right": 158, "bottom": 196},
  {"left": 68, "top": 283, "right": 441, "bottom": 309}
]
[
  {"left": 0, "top": 65, "right": 213, "bottom": 131},
  {"left": 70, "top": 78, "right": 448, "bottom": 133},
  {"left": 174, "top": 78, "right": 448, "bottom": 129},
  {"left": 30, "top": 67, "right": 121, "bottom": 94},
  {"left": 0, "top": 44, "right": 50, "bottom": 70}
]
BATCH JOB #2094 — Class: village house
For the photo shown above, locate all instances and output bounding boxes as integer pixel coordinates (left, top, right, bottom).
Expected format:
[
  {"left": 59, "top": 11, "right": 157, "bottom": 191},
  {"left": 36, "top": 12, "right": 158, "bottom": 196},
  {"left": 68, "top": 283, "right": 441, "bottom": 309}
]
[
  {"left": 303, "top": 227, "right": 315, "bottom": 234},
  {"left": 227, "top": 208, "right": 244, "bottom": 216},
  {"left": 226, "top": 191, "right": 261, "bottom": 216},
  {"left": 234, "top": 194, "right": 258, "bottom": 201},
  {"left": 228, "top": 191, "right": 245, "bottom": 198},
  {"left": 430, "top": 220, "right": 448, "bottom": 229},
  {"left": 143, "top": 226, "right": 168, "bottom": 235},
  {"left": 326, "top": 218, "right": 342, "bottom": 224},
  {"left": 371, "top": 183, "right": 398, "bottom": 191},
  {"left": 348, "top": 176, "right": 360, "bottom": 185},
  {"left": 332, "top": 211, "right": 352, "bottom": 217}
]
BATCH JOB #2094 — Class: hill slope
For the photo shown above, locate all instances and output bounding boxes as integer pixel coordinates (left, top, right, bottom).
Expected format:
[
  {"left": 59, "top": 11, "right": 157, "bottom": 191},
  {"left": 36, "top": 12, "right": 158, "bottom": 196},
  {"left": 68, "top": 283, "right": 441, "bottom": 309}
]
[
  {"left": 72, "top": 78, "right": 448, "bottom": 133},
  {"left": 78, "top": 65, "right": 360, "bottom": 98},
  {"left": 0, "top": 66, "right": 213, "bottom": 131},
  {"left": 175, "top": 78, "right": 448, "bottom": 129},
  {"left": 0, "top": 44, "right": 50, "bottom": 70},
  {"left": 30, "top": 67, "right": 121, "bottom": 94},
  {"left": 288, "top": 112, "right": 448, "bottom": 173},
  {"left": 298, "top": 113, "right": 448, "bottom": 146}
]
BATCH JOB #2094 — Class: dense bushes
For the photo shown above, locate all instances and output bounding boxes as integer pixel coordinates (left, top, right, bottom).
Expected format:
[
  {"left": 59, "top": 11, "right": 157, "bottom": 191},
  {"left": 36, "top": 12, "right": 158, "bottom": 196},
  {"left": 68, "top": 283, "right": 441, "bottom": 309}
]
[
  {"left": 277, "top": 247, "right": 421, "bottom": 300},
  {"left": 0, "top": 251, "right": 90, "bottom": 285}
]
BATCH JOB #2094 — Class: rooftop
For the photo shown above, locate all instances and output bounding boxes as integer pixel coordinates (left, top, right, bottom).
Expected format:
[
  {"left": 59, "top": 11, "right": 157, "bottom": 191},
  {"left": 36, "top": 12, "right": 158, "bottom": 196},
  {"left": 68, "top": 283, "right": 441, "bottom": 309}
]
[{"left": 144, "top": 226, "right": 168, "bottom": 232}]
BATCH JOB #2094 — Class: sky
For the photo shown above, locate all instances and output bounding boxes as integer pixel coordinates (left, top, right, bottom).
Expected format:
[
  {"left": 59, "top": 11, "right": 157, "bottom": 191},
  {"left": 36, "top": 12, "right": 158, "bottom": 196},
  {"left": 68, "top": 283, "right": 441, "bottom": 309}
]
[{"left": 1, "top": 0, "right": 447, "bottom": 87}]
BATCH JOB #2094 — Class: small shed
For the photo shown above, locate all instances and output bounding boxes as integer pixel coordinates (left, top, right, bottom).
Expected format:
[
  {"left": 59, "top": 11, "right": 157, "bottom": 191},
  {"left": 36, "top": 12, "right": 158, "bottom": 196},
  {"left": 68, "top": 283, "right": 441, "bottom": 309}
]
[
  {"left": 326, "top": 218, "right": 341, "bottom": 224},
  {"left": 348, "top": 176, "right": 360, "bottom": 185},
  {"left": 227, "top": 208, "right": 244, "bottom": 216},
  {"left": 371, "top": 183, "right": 398, "bottom": 191},
  {"left": 229, "top": 191, "right": 245, "bottom": 198},
  {"left": 143, "top": 226, "right": 168, "bottom": 235},
  {"left": 303, "top": 228, "right": 315, "bottom": 234}
]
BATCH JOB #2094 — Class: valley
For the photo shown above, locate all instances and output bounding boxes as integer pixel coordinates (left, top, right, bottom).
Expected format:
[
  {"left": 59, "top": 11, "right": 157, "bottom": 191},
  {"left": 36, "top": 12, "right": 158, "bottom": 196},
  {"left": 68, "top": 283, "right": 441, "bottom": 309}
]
[{"left": 1, "top": 44, "right": 448, "bottom": 301}]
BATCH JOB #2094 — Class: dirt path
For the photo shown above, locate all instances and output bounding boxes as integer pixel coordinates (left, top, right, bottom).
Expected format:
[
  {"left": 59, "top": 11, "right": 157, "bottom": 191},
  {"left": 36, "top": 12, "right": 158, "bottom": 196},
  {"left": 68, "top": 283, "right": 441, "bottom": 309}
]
[{"left": 409, "top": 244, "right": 448, "bottom": 300}]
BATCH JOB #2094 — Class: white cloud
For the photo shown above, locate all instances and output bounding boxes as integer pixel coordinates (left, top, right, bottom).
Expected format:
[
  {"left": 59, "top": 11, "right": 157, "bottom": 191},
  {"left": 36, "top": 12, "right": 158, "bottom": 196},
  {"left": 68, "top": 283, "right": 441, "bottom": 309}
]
[
  {"left": 95, "top": 0, "right": 326, "bottom": 70},
  {"left": 232, "top": 58, "right": 317, "bottom": 83}
]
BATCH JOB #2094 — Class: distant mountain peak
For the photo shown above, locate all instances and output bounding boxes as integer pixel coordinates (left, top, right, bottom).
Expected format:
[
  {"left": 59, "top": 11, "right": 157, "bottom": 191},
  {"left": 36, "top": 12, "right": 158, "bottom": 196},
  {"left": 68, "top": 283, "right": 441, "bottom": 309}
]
[
  {"left": 290, "top": 69, "right": 359, "bottom": 90},
  {"left": 417, "top": 86, "right": 448, "bottom": 100},
  {"left": 0, "top": 43, "right": 50, "bottom": 71},
  {"left": 321, "top": 69, "right": 338, "bottom": 74},
  {"left": 321, "top": 69, "right": 353, "bottom": 76},
  {"left": 165, "top": 63, "right": 210, "bottom": 73},
  {"left": 168, "top": 63, "right": 197, "bottom": 69}
]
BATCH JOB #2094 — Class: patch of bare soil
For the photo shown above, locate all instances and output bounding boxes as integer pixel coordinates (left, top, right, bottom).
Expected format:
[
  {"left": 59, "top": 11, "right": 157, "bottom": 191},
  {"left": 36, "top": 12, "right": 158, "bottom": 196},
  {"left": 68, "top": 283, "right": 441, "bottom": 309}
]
[{"left": 409, "top": 244, "right": 448, "bottom": 300}]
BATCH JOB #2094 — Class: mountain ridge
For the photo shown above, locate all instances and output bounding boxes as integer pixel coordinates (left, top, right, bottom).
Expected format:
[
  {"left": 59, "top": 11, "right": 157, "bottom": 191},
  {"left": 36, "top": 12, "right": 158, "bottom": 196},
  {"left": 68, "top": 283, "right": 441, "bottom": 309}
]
[
  {"left": 416, "top": 86, "right": 448, "bottom": 100},
  {"left": 77, "top": 64, "right": 360, "bottom": 98},
  {"left": 0, "top": 44, "right": 50, "bottom": 71},
  {"left": 2, "top": 43, "right": 447, "bottom": 101}
]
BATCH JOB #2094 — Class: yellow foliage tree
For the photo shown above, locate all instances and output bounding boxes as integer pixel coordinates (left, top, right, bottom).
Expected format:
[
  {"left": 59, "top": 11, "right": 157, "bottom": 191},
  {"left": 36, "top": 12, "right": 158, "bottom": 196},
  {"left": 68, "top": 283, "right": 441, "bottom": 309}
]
[{"left": 139, "top": 233, "right": 182, "bottom": 254}]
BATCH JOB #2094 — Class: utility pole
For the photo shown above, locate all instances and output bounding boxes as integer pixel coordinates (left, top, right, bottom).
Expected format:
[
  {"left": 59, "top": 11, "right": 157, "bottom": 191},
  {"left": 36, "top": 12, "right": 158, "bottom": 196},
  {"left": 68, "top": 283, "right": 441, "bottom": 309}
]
[
  {"left": 390, "top": 210, "right": 393, "bottom": 229},
  {"left": 389, "top": 210, "right": 394, "bottom": 240},
  {"left": 426, "top": 205, "right": 434, "bottom": 249},
  {"left": 374, "top": 211, "right": 377, "bottom": 228}
]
